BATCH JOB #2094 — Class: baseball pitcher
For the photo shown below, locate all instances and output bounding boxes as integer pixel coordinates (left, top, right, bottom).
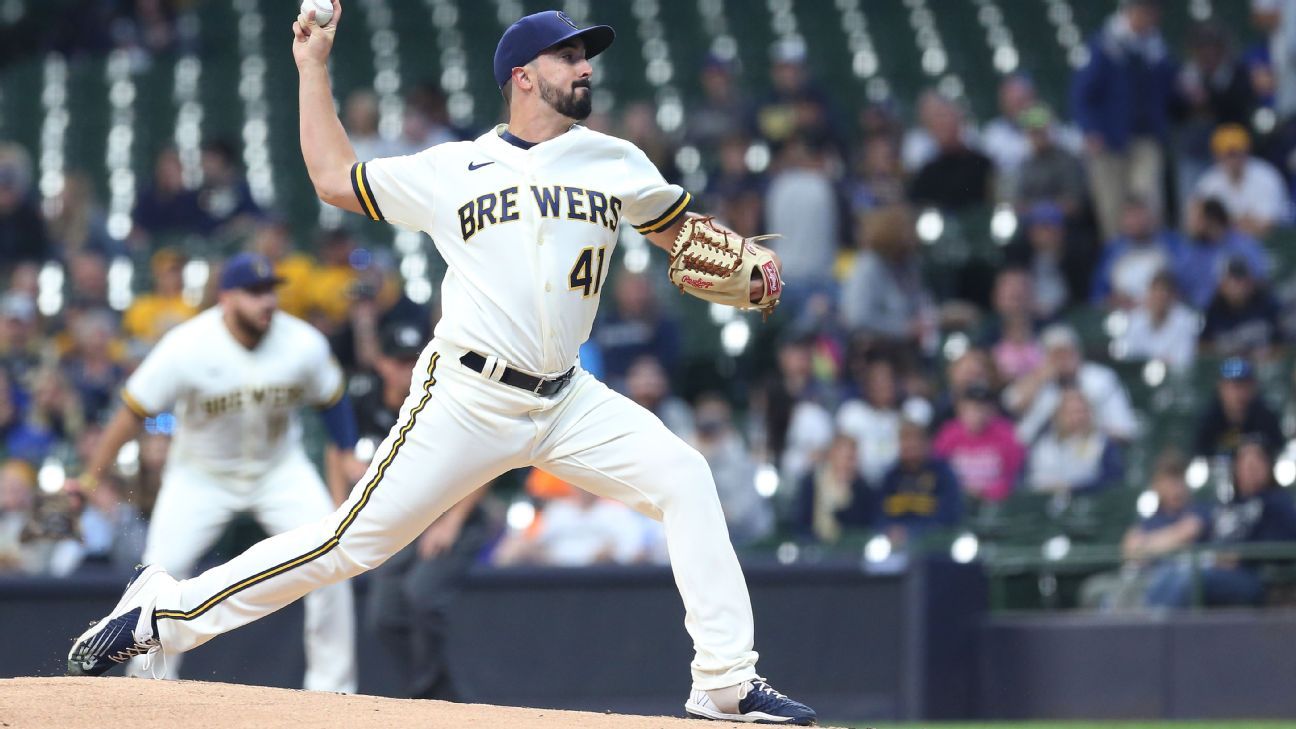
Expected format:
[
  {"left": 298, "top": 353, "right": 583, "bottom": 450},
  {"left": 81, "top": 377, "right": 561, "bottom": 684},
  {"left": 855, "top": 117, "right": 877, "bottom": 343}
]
[{"left": 69, "top": 5, "right": 814, "bottom": 723}]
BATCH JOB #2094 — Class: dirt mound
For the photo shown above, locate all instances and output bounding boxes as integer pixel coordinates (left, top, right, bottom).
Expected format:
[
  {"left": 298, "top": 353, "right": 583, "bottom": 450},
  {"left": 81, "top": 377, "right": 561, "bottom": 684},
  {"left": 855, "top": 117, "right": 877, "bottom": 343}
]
[{"left": 0, "top": 677, "right": 755, "bottom": 728}]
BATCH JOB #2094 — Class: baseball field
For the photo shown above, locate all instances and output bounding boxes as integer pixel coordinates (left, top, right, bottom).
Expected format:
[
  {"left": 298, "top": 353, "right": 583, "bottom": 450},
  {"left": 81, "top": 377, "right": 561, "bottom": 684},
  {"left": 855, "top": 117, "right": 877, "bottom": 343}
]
[{"left": 1, "top": 678, "right": 1291, "bottom": 729}]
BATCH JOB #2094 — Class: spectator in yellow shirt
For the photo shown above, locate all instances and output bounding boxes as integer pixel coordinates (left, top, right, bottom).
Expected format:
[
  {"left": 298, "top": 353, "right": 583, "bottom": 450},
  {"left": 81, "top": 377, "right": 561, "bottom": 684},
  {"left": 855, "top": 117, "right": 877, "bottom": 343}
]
[
  {"left": 121, "top": 248, "right": 197, "bottom": 344},
  {"left": 250, "top": 218, "right": 316, "bottom": 320},
  {"left": 308, "top": 228, "right": 360, "bottom": 331}
]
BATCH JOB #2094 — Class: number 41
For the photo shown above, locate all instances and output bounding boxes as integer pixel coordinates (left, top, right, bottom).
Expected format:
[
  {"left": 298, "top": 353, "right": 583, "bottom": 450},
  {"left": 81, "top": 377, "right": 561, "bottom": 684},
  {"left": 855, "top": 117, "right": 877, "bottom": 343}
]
[{"left": 568, "top": 245, "right": 607, "bottom": 298}]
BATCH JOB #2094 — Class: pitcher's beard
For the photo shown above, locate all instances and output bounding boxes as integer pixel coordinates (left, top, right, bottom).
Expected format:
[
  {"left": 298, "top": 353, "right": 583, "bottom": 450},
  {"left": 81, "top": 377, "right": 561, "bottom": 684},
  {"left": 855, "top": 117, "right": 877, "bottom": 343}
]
[{"left": 540, "top": 78, "right": 592, "bottom": 120}]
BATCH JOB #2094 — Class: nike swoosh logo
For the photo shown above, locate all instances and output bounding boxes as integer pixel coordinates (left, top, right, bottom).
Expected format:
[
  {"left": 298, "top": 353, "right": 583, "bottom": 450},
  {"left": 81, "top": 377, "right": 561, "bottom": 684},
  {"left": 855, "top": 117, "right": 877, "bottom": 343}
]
[{"left": 468, "top": 161, "right": 494, "bottom": 171}]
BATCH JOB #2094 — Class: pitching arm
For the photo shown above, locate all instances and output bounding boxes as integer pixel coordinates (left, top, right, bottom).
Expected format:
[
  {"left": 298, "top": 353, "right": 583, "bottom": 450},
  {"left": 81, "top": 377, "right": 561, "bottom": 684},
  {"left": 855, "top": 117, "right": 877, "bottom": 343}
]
[{"left": 293, "top": 1, "right": 363, "bottom": 215}]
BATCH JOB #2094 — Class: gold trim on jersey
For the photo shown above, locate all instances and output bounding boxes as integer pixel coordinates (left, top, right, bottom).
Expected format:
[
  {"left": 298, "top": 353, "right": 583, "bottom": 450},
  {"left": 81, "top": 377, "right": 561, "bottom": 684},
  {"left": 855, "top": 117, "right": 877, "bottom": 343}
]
[
  {"left": 351, "top": 162, "right": 384, "bottom": 222},
  {"left": 318, "top": 359, "right": 347, "bottom": 409},
  {"left": 121, "top": 390, "right": 155, "bottom": 419},
  {"left": 154, "top": 352, "right": 441, "bottom": 623},
  {"left": 633, "top": 190, "right": 691, "bottom": 234}
]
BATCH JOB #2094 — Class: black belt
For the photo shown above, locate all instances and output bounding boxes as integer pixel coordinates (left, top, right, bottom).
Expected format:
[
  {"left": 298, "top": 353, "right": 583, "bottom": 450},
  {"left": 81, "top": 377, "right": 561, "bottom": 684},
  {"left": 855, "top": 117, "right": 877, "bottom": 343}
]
[{"left": 459, "top": 351, "right": 575, "bottom": 397}]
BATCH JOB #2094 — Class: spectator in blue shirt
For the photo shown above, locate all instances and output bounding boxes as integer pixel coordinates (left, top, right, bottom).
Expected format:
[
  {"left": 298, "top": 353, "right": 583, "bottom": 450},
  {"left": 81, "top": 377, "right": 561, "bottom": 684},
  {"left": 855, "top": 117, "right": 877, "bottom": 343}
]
[
  {"left": 877, "top": 420, "right": 962, "bottom": 546},
  {"left": 1177, "top": 198, "right": 1271, "bottom": 309},
  {"left": 591, "top": 271, "right": 680, "bottom": 391},
  {"left": 1081, "top": 452, "right": 1208, "bottom": 610},
  {"left": 1090, "top": 195, "right": 1187, "bottom": 309},
  {"left": 1071, "top": 0, "right": 1178, "bottom": 240},
  {"left": 1147, "top": 438, "right": 1296, "bottom": 607}
]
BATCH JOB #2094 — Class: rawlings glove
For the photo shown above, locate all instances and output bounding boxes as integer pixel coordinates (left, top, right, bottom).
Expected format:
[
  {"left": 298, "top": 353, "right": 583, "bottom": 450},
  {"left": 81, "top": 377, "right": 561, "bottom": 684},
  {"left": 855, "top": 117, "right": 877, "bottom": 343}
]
[{"left": 667, "top": 216, "right": 783, "bottom": 317}]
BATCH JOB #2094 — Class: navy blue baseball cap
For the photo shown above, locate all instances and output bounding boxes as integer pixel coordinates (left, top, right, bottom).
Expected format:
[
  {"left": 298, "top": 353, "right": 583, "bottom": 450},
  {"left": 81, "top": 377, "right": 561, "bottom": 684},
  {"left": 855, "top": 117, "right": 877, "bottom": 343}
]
[
  {"left": 220, "top": 252, "right": 283, "bottom": 291},
  {"left": 493, "top": 10, "right": 615, "bottom": 88},
  {"left": 1220, "top": 357, "right": 1254, "bottom": 381}
]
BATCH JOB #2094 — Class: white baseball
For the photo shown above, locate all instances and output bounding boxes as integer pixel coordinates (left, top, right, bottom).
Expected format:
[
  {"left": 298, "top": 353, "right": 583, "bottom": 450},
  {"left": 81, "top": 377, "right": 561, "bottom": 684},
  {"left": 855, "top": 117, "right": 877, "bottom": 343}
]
[{"left": 300, "top": 0, "right": 333, "bottom": 27}]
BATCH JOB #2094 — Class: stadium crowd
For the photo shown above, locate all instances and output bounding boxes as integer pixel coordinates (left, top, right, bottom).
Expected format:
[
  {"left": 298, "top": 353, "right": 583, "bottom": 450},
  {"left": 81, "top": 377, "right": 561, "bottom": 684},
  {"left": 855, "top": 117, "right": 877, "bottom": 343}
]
[{"left": 1, "top": 0, "right": 1296, "bottom": 613}]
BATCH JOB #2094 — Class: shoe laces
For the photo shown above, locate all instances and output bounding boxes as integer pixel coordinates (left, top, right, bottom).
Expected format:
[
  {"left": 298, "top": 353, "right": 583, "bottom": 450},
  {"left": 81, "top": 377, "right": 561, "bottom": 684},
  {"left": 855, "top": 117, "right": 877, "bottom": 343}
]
[{"left": 750, "top": 680, "right": 788, "bottom": 700}]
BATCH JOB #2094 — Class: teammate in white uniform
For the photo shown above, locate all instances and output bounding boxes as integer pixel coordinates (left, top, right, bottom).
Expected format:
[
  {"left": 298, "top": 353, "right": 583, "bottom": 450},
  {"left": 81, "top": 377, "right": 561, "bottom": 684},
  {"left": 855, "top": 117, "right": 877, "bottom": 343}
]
[
  {"left": 72, "top": 253, "right": 357, "bottom": 693},
  {"left": 69, "top": 5, "right": 816, "bottom": 724}
]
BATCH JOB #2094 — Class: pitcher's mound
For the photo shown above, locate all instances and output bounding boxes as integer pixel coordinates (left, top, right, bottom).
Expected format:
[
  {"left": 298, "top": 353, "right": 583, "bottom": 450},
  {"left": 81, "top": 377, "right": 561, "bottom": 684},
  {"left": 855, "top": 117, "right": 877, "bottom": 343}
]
[{"left": 0, "top": 677, "right": 754, "bottom": 728}]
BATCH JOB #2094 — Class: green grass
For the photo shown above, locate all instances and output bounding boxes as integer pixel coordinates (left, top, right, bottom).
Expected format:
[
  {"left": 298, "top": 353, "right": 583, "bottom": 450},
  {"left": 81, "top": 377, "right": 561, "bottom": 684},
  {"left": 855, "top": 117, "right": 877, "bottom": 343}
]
[{"left": 859, "top": 723, "right": 1296, "bottom": 729}]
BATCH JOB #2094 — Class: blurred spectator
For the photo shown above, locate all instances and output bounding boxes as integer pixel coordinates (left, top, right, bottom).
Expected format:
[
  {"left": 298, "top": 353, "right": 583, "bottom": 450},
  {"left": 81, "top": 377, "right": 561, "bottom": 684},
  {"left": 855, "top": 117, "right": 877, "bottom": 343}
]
[
  {"left": 1080, "top": 452, "right": 1208, "bottom": 610},
  {"left": 846, "top": 136, "right": 907, "bottom": 215},
  {"left": 66, "top": 250, "right": 110, "bottom": 310},
  {"left": 839, "top": 206, "right": 933, "bottom": 347},
  {"left": 1193, "top": 357, "right": 1284, "bottom": 457},
  {"left": 393, "top": 83, "right": 458, "bottom": 156},
  {"left": 1006, "top": 324, "right": 1139, "bottom": 444},
  {"left": 751, "top": 38, "right": 837, "bottom": 148},
  {"left": 1115, "top": 270, "right": 1200, "bottom": 372},
  {"left": 1013, "top": 104, "right": 1088, "bottom": 219},
  {"left": 1004, "top": 203, "right": 1071, "bottom": 318},
  {"left": 493, "top": 472, "right": 657, "bottom": 567},
  {"left": 343, "top": 89, "right": 395, "bottom": 163},
  {"left": 77, "top": 474, "right": 146, "bottom": 571},
  {"left": 981, "top": 75, "right": 1038, "bottom": 188},
  {"left": 836, "top": 357, "right": 903, "bottom": 484},
  {"left": 132, "top": 146, "right": 204, "bottom": 243},
  {"left": 764, "top": 134, "right": 841, "bottom": 299},
  {"left": 1090, "top": 195, "right": 1187, "bottom": 309},
  {"left": 592, "top": 271, "right": 680, "bottom": 389},
  {"left": 1200, "top": 257, "right": 1283, "bottom": 358},
  {"left": 877, "top": 420, "right": 962, "bottom": 545},
  {"left": 692, "top": 394, "right": 773, "bottom": 547},
  {"left": 908, "top": 98, "right": 995, "bottom": 211},
  {"left": 1179, "top": 198, "right": 1272, "bottom": 309},
  {"left": 902, "top": 90, "right": 981, "bottom": 173},
  {"left": 704, "top": 136, "right": 765, "bottom": 235},
  {"left": 980, "top": 269, "right": 1044, "bottom": 382},
  {"left": 0, "top": 458, "right": 34, "bottom": 572},
  {"left": 9, "top": 366, "right": 84, "bottom": 464},
  {"left": 197, "top": 139, "right": 262, "bottom": 238},
  {"left": 621, "top": 102, "right": 681, "bottom": 183},
  {"left": 685, "top": 55, "right": 749, "bottom": 152},
  {"left": 47, "top": 171, "right": 114, "bottom": 257},
  {"left": 1190, "top": 124, "right": 1288, "bottom": 238},
  {"left": 1071, "top": 0, "right": 1177, "bottom": 240},
  {"left": 249, "top": 218, "right": 316, "bottom": 320},
  {"left": 1172, "top": 23, "right": 1258, "bottom": 212},
  {"left": 756, "top": 335, "right": 836, "bottom": 488},
  {"left": 61, "top": 308, "right": 124, "bottom": 424},
  {"left": 6, "top": 468, "right": 82, "bottom": 576},
  {"left": 0, "top": 143, "right": 50, "bottom": 264},
  {"left": 933, "top": 382, "right": 1025, "bottom": 502},
  {"left": 306, "top": 228, "right": 360, "bottom": 331},
  {"left": 1147, "top": 438, "right": 1296, "bottom": 607},
  {"left": 931, "top": 348, "right": 1000, "bottom": 426},
  {"left": 329, "top": 249, "right": 427, "bottom": 372},
  {"left": 793, "top": 434, "right": 874, "bottom": 543},
  {"left": 1252, "top": 0, "right": 1296, "bottom": 120},
  {"left": 122, "top": 248, "right": 198, "bottom": 346},
  {"left": 1026, "top": 388, "right": 1124, "bottom": 493},
  {"left": 0, "top": 292, "right": 42, "bottom": 384},
  {"left": 625, "top": 356, "right": 695, "bottom": 442}
]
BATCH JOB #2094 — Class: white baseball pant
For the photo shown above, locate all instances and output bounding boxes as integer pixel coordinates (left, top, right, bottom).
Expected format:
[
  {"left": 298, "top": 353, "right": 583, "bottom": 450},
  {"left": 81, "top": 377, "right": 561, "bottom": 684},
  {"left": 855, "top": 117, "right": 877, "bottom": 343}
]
[
  {"left": 135, "top": 451, "right": 357, "bottom": 693},
  {"left": 150, "top": 338, "right": 760, "bottom": 690}
]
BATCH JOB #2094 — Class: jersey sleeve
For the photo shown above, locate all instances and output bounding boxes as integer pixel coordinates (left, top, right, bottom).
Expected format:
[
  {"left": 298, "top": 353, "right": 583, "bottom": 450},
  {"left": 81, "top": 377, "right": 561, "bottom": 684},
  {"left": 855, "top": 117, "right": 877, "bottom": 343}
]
[
  {"left": 303, "top": 330, "right": 346, "bottom": 408},
  {"left": 121, "top": 331, "right": 184, "bottom": 417},
  {"left": 349, "top": 148, "right": 439, "bottom": 230},
  {"left": 617, "top": 145, "right": 692, "bottom": 236}
]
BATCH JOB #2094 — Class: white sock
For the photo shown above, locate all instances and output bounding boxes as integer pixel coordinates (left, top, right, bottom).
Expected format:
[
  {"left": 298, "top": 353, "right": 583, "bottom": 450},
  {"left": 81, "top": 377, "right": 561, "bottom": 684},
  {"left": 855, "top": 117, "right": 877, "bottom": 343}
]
[{"left": 704, "top": 681, "right": 750, "bottom": 714}]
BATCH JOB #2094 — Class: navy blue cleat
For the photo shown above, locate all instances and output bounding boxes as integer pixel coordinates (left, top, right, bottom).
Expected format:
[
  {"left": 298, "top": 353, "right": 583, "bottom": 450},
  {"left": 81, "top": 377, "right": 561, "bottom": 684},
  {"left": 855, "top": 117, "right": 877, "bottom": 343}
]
[
  {"left": 685, "top": 679, "right": 817, "bottom": 725},
  {"left": 67, "top": 565, "right": 168, "bottom": 676}
]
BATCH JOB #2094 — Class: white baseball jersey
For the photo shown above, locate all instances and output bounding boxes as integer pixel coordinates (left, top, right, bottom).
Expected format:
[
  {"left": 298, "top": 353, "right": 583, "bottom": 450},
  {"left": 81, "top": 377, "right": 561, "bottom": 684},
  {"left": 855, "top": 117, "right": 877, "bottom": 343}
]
[
  {"left": 350, "top": 123, "right": 691, "bottom": 375},
  {"left": 122, "top": 307, "right": 345, "bottom": 478}
]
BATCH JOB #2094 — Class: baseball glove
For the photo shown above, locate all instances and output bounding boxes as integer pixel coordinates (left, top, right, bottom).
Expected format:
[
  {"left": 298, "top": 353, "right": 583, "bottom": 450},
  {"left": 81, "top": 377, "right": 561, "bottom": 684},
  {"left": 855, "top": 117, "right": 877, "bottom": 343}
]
[{"left": 667, "top": 216, "right": 783, "bottom": 317}]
